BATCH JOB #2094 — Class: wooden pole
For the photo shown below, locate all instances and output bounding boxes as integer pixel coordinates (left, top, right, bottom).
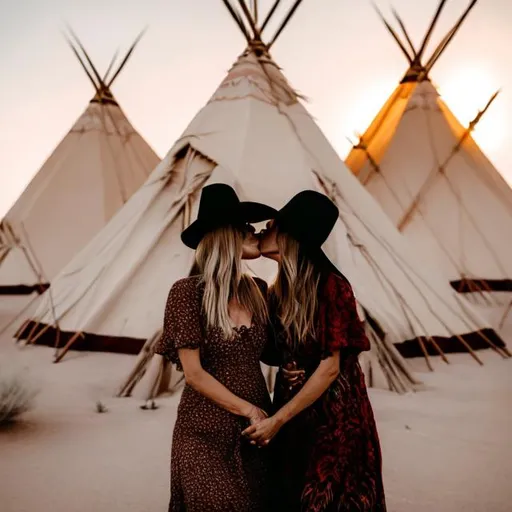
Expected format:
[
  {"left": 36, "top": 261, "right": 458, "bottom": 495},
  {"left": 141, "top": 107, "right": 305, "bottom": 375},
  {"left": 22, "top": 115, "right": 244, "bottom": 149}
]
[
  {"left": 499, "top": 299, "right": 512, "bottom": 330},
  {"left": 12, "top": 319, "right": 30, "bottom": 341},
  {"left": 116, "top": 333, "right": 159, "bottom": 397},
  {"left": 107, "top": 27, "right": 147, "bottom": 87},
  {"left": 221, "top": 0, "right": 252, "bottom": 43},
  {"left": 53, "top": 331, "right": 84, "bottom": 363},
  {"left": 28, "top": 323, "right": 52, "bottom": 345},
  {"left": 391, "top": 8, "right": 417, "bottom": 59},
  {"left": 66, "top": 26, "right": 105, "bottom": 87},
  {"left": 237, "top": 0, "right": 261, "bottom": 39},
  {"left": 62, "top": 32, "right": 100, "bottom": 94},
  {"left": 424, "top": 0, "right": 478, "bottom": 72},
  {"left": 415, "top": 0, "right": 449, "bottom": 61},
  {"left": 252, "top": 0, "right": 258, "bottom": 25},
  {"left": 454, "top": 334, "right": 484, "bottom": 365},
  {"left": 371, "top": 1, "right": 413, "bottom": 64},
  {"left": 260, "top": 0, "right": 282, "bottom": 33},
  {"left": 268, "top": 0, "right": 304, "bottom": 49},
  {"left": 427, "top": 336, "right": 450, "bottom": 364},
  {"left": 24, "top": 320, "right": 44, "bottom": 345}
]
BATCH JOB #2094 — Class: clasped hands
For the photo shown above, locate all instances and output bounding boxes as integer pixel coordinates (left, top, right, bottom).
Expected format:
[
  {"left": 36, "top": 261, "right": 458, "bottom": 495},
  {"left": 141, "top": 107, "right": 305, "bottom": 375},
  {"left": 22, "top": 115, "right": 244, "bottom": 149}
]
[
  {"left": 242, "top": 362, "right": 305, "bottom": 447},
  {"left": 242, "top": 407, "right": 281, "bottom": 447}
]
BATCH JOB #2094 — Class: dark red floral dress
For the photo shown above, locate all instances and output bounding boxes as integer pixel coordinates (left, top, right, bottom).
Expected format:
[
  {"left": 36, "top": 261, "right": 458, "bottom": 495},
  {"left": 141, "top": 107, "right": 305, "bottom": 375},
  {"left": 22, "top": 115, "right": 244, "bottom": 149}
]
[{"left": 265, "top": 272, "right": 386, "bottom": 511}]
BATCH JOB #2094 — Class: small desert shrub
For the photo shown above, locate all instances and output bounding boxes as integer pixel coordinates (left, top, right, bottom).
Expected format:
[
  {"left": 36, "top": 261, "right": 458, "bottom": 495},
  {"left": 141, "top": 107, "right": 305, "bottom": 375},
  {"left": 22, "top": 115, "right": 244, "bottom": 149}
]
[
  {"left": 95, "top": 400, "right": 108, "bottom": 413},
  {"left": 0, "top": 368, "right": 39, "bottom": 425}
]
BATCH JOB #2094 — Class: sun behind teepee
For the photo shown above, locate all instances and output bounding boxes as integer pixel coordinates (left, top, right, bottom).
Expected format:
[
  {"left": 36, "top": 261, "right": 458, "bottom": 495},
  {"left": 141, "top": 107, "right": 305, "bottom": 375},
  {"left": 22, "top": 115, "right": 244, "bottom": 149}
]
[{"left": 345, "top": 0, "right": 512, "bottom": 335}]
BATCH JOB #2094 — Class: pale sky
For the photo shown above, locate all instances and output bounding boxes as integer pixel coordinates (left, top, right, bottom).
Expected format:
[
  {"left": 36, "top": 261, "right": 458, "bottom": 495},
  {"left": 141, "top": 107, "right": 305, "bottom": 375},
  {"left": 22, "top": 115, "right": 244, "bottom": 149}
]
[{"left": 1, "top": 0, "right": 511, "bottom": 217}]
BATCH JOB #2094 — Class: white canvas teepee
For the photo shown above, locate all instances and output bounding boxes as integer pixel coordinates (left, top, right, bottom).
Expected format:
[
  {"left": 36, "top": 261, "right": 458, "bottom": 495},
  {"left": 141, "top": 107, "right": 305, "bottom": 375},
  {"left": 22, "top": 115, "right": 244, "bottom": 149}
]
[
  {"left": 345, "top": 0, "right": 512, "bottom": 336},
  {"left": 17, "top": 0, "right": 507, "bottom": 371},
  {"left": 0, "top": 30, "right": 159, "bottom": 299}
]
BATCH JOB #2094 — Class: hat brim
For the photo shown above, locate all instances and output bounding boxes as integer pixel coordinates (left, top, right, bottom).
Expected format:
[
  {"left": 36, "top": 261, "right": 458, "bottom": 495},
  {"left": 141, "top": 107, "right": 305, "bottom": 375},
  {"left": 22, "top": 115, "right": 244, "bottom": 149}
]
[
  {"left": 181, "top": 201, "right": 277, "bottom": 249},
  {"left": 240, "top": 202, "right": 277, "bottom": 223}
]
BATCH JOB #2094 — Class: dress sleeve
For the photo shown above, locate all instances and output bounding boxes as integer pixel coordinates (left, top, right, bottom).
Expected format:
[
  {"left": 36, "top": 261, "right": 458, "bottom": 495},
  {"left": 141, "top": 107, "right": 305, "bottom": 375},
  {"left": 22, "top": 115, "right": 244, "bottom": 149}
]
[
  {"left": 317, "top": 273, "right": 370, "bottom": 358},
  {"left": 154, "top": 278, "right": 204, "bottom": 370}
]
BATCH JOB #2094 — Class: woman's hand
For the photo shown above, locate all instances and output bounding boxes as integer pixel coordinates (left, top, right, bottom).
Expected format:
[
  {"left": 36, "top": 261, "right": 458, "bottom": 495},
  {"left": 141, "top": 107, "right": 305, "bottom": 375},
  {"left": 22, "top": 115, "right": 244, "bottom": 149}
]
[
  {"left": 281, "top": 361, "right": 306, "bottom": 390},
  {"left": 242, "top": 415, "right": 283, "bottom": 446},
  {"left": 244, "top": 404, "right": 268, "bottom": 425},
  {"left": 180, "top": 349, "right": 271, "bottom": 419}
]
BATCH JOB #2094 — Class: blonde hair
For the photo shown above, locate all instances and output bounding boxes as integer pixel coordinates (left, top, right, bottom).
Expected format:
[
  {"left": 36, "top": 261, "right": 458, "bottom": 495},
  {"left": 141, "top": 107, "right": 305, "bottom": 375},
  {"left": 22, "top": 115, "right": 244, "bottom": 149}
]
[
  {"left": 273, "top": 233, "right": 321, "bottom": 345},
  {"left": 195, "top": 226, "right": 268, "bottom": 338}
]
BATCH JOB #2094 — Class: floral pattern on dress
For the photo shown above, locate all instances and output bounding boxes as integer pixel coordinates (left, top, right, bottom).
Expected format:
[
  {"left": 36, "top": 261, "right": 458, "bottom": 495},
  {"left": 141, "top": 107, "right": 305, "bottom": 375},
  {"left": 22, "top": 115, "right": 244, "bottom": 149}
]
[{"left": 270, "top": 272, "right": 387, "bottom": 511}]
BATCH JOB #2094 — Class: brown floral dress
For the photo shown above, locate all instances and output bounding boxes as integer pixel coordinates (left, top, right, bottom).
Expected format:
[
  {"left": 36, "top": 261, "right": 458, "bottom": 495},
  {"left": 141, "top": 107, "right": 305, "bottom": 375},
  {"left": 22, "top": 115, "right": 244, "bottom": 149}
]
[
  {"left": 155, "top": 275, "right": 273, "bottom": 512},
  {"left": 264, "top": 272, "right": 386, "bottom": 511}
]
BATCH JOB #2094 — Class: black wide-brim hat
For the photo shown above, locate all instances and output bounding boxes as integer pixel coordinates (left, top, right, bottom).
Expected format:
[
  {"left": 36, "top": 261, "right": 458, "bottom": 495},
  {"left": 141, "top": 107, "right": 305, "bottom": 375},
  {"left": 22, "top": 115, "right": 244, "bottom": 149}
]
[
  {"left": 274, "top": 190, "right": 342, "bottom": 276},
  {"left": 181, "top": 183, "right": 276, "bottom": 249}
]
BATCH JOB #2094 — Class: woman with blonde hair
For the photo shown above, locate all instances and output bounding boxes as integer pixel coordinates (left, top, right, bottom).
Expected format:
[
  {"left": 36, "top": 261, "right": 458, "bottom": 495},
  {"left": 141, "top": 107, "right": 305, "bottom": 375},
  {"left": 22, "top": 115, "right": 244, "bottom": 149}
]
[
  {"left": 155, "top": 183, "right": 276, "bottom": 512},
  {"left": 244, "top": 191, "right": 386, "bottom": 511}
]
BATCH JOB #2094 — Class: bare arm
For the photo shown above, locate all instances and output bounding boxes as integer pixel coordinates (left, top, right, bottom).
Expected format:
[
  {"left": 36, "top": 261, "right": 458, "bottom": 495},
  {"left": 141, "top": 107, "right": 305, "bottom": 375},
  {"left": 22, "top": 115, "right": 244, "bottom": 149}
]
[
  {"left": 275, "top": 352, "right": 339, "bottom": 424},
  {"left": 242, "top": 352, "right": 339, "bottom": 443},
  {"left": 179, "top": 348, "right": 266, "bottom": 421}
]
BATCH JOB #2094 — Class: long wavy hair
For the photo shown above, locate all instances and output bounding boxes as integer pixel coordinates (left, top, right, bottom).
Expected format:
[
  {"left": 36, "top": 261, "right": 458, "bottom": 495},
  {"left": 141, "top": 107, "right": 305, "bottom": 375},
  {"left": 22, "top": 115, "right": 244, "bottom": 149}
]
[
  {"left": 272, "top": 232, "right": 322, "bottom": 345},
  {"left": 195, "top": 226, "right": 268, "bottom": 339}
]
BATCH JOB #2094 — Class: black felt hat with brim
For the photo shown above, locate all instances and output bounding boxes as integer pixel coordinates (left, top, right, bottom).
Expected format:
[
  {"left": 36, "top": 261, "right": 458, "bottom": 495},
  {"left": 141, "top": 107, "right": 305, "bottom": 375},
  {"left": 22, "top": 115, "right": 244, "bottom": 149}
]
[
  {"left": 274, "top": 190, "right": 341, "bottom": 275},
  {"left": 181, "top": 184, "right": 277, "bottom": 249}
]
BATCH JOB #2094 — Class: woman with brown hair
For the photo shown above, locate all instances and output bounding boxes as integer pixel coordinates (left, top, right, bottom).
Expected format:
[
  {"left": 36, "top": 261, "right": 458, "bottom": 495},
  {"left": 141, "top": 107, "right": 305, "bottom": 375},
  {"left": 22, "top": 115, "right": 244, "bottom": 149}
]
[
  {"left": 155, "top": 183, "right": 276, "bottom": 512},
  {"left": 243, "top": 191, "right": 387, "bottom": 511}
]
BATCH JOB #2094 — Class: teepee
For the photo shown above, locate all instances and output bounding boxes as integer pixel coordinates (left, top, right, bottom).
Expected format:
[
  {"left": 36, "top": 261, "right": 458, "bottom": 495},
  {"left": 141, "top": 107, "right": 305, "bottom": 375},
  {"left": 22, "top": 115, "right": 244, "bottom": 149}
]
[
  {"left": 17, "top": 0, "right": 507, "bottom": 379},
  {"left": 345, "top": 0, "right": 512, "bottom": 336},
  {"left": 0, "top": 29, "right": 159, "bottom": 299}
]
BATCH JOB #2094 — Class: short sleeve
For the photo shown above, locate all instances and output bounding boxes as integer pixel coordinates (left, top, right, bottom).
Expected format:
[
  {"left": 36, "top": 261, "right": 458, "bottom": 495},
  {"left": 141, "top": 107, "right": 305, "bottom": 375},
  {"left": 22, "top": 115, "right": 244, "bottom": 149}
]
[
  {"left": 154, "top": 277, "right": 204, "bottom": 370},
  {"left": 317, "top": 273, "right": 370, "bottom": 358}
]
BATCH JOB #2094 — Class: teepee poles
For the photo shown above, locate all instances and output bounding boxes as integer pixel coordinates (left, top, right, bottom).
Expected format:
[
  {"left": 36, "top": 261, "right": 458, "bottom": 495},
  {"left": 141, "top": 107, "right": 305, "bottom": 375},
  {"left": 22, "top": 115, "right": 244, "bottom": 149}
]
[
  {"left": 62, "top": 34, "right": 101, "bottom": 96},
  {"left": 391, "top": 8, "right": 416, "bottom": 59},
  {"left": 117, "top": 330, "right": 185, "bottom": 403},
  {"left": 66, "top": 26, "right": 105, "bottom": 90},
  {"left": 422, "top": 25, "right": 457, "bottom": 77},
  {"left": 371, "top": 2, "right": 413, "bottom": 63},
  {"left": 373, "top": 0, "right": 480, "bottom": 80},
  {"left": 102, "top": 50, "right": 120, "bottom": 84},
  {"left": 251, "top": 0, "right": 258, "bottom": 24},
  {"left": 415, "top": 0, "right": 449, "bottom": 62},
  {"left": 268, "top": 0, "right": 304, "bottom": 49},
  {"left": 222, "top": 0, "right": 252, "bottom": 43},
  {"left": 53, "top": 332, "right": 85, "bottom": 363},
  {"left": 237, "top": 0, "right": 261, "bottom": 40},
  {"left": 221, "top": 0, "right": 304, "bottom": 50},
  {"left": 424, "top": 0, "right": 479, "bottom": 73},
  {"left": 63, "top": 26, "right": 147, "bottom": 101},
  {"left": 117, "top": 330, "right": 162, "bottom": 397},
  {"left": 364, "top": 319, "right": 422, "bottom": 393},
  {"left": 106, "top": 27, "right": 147, "bottom": 87},
  {"left": 465, "top": 89, "right": 500, "bottom": 133},
  {"left": 260, "top": 0, "right": 282, "bottom": 33},
  {"left": 499, "top": 301, "right": 512, "bottom": 330}
]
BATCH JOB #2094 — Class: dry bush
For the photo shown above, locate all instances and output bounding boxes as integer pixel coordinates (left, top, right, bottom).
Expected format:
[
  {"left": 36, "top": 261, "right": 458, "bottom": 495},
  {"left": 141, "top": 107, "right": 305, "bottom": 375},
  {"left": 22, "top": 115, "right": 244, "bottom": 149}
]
[{"left": 0, "top": 367, "right": 39, "bottom": 425}]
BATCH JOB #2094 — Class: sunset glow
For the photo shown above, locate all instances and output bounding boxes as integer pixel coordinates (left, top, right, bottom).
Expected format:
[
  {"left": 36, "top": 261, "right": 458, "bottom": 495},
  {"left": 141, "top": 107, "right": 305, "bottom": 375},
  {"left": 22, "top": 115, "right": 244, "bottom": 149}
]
[
  {"left": 440, "top": 66, "right": 505, "bottom": 154},
  {"left": 337, "top": 78, "right": 397, "bottom": 157}
]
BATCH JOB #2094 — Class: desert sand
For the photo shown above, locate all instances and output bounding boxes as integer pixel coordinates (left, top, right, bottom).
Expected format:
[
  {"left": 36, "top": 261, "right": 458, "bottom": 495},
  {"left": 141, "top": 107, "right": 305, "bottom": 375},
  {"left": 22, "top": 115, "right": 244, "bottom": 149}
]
[{"left": 1, "top": 321, "right": 511, "bottom": 512}]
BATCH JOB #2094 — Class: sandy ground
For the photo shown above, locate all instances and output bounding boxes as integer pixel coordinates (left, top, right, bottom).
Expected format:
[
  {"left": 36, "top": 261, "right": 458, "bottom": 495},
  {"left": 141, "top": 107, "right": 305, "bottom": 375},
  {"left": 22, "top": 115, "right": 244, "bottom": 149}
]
[{"left": 1, "top": 322, "right": 511, "bottom": 512}]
